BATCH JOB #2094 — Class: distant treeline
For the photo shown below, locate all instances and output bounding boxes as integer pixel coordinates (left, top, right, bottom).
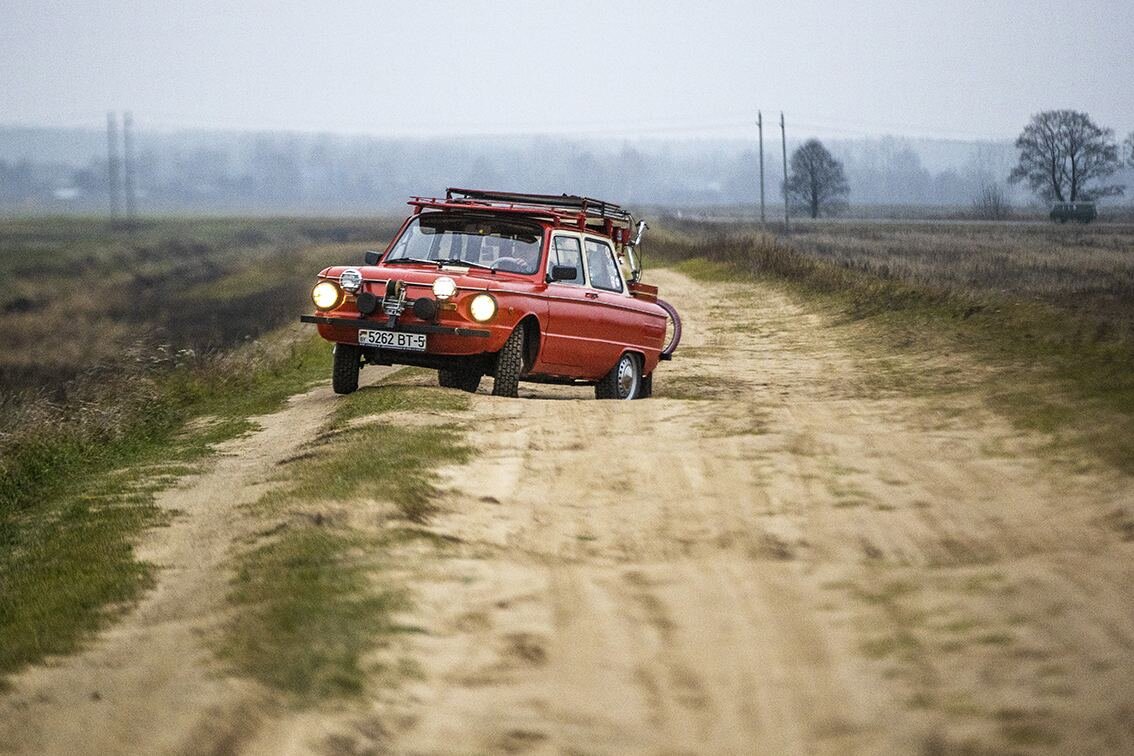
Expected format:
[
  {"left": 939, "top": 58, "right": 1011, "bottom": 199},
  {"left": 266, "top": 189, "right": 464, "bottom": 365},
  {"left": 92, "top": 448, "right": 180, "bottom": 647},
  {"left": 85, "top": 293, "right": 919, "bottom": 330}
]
[{"left": 2, "top": 125, "right": 1129, "bottom": 214}]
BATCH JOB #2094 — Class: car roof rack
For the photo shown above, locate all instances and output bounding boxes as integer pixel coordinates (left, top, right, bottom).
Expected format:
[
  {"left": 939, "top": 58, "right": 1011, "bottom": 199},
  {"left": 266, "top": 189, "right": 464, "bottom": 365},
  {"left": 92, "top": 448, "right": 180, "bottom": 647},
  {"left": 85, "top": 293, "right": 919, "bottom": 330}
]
[{"left": 407, "top": 188, "right": 635, "bottom": 234}]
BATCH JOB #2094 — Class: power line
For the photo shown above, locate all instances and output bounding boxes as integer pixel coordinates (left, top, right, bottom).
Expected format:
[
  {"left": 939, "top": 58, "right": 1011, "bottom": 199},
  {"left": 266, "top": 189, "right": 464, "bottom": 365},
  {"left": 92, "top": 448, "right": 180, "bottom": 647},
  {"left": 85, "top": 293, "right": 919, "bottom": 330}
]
[
  {"left": 38, "top": 107, "right": 1017, "bottom": 143},
  {"left": 790, "top": 111, "right": 1008, "bottom": 140}
]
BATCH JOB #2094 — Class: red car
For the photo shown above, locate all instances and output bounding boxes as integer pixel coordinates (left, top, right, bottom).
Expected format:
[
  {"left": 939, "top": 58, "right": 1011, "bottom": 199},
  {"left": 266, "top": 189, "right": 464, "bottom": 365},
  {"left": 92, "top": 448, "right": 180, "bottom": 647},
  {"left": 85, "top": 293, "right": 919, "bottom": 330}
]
[{"left": 301, "top": 189, "right": 679, "bottom": 399}]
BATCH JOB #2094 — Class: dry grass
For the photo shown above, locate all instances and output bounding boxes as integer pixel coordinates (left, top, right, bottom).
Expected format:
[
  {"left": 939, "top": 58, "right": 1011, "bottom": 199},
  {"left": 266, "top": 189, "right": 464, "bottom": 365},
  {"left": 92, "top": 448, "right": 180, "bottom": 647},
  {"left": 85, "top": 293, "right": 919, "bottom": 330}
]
[
  {"left": 0, "top": 217, "right": 400, "bottom": 399},
  {"left": 0, "top": 217, "right": 404, "bottom": 684},
  {"left": 649, "top": 220, "right": 1134, "bottom": 474},
  {"left": 653, "top": 218, "right": 1134, "bottom": 342},
  {"left": 784, "top": 221, "right": 1134, "bottom": 342},
  {"left": 0, "top": 217, "right": 404, "bottom": 514},
  {"left": 655, "top": 219, "right": 1134, "bottom": 344},
  {"left": 0, "top": 330, "right": 332, "bottom": 683}
]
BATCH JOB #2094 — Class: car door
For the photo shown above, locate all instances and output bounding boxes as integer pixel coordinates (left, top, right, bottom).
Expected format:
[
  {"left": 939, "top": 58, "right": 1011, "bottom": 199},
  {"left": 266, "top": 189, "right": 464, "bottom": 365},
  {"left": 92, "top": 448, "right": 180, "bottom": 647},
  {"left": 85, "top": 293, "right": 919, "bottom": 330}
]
[
  {"left": 581, "top": 238, "right": 632, "bottom": 374},
  {"left": 539, "top": 234, "right": 593, "bottom": 373}
]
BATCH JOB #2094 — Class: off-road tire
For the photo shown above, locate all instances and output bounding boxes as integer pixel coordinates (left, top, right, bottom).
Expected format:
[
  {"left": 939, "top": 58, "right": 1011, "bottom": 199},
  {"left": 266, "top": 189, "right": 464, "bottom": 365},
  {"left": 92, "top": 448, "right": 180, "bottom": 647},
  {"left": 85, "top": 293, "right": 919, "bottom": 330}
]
[
  {"left": 492, "top": 328, "right": 524, "bottom": 397},
  {"left": 636, "top": 372, "right": 653, "bottom": 399},
  {"left": 595, "top": 353, "right": 641, "bottom": 400},
  {"left": 332, "top": 343, "right": 361, "bottom": 395},
  {"left": 439, "top": 367, "right": 482, "bottom": 393}
]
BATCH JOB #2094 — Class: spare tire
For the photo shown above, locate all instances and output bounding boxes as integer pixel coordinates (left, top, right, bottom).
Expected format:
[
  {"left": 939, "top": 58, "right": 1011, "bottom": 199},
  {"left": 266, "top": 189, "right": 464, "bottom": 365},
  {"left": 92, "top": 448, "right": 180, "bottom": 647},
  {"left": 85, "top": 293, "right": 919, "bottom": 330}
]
[{"left": 657, "top": 298, "right": 682, "bottom": 358}]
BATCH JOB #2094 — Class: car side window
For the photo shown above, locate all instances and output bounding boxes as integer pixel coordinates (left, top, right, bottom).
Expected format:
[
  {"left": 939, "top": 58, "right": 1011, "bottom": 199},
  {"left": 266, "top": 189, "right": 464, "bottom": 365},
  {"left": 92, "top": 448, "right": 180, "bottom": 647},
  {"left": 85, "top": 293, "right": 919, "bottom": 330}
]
[
  {"left": 584, "top": 240, "right": 623, "bottom": 293},
  {"left": 548, "top": 236, "right": 584, "bottom": 285}
]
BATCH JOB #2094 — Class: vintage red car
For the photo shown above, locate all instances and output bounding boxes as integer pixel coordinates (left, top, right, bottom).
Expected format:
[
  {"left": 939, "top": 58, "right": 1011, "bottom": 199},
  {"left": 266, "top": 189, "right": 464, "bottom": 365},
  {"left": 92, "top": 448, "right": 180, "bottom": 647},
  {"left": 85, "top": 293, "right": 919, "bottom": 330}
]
[{"left": 301, "top": 189, "right": 679, "bottom": 399}]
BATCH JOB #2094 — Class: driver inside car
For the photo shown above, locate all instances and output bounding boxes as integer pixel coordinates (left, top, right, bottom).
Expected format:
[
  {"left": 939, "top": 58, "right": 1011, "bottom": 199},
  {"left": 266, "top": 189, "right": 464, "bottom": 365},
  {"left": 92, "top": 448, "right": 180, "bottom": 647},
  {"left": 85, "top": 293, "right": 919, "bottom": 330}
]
[{"left": 493, "top": 238, "right": 540, "bottom": 273}]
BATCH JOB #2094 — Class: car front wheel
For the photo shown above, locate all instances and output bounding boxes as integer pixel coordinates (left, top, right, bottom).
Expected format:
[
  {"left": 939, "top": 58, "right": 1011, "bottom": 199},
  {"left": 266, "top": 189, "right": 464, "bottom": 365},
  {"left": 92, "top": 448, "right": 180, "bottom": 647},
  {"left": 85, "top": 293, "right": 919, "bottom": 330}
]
[
  {"left": 439, "top": 367, "right": 482, "bottom": 393},
  {"left": 492, "top": 327, "right": 524, "bottom": 397},
  {"left": 595, "top": 353, "right": 641, "bottom": 400},
  {"left": 332, "top": 343, "right": 361, "bottom": 395}
]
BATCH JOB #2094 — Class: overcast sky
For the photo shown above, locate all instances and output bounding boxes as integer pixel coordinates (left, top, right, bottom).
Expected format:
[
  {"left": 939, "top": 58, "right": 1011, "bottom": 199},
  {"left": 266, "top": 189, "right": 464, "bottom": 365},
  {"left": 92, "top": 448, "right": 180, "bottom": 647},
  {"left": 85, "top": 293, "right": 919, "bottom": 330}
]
[{"left": 3, "top": 0, "right": 1132, "bottom": 140}]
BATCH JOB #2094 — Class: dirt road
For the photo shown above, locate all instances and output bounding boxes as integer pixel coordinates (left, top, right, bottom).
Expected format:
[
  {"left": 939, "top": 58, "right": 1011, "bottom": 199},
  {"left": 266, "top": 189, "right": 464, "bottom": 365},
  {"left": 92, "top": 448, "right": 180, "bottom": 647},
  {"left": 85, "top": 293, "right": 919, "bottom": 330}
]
[{"left": 4, "top": 270, "right": 1133, "bottom": 754}]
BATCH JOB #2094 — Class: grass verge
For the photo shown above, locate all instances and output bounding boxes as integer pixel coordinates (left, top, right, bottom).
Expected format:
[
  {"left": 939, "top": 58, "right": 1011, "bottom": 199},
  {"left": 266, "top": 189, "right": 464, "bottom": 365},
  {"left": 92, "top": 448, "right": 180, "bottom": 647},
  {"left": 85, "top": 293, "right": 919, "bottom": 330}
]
[
  {"left": 219, "top": 378, "right": 470, "bottom": 703},
  {"left": 0, "top": 330, "right": 330, "bottom": 685},
  {"left": 651, "top": 229, "right": 1134, "bottom": 474},
  {"left": 222, "top": 529, "right": 404, "bottom": 700}
]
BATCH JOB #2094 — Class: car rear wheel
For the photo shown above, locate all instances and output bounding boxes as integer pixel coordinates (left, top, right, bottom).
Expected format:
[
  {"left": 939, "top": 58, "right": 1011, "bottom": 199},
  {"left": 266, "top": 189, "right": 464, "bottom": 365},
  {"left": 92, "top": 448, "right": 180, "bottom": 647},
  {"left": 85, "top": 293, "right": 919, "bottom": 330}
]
[
  {"left": 438, "top": 367, "right": 482, "bottom": 393},
  {"left": 595, "top": 353, "right": 641, "bottom": 400},
  {"left": 492, "top": 327, "right": 524, "bottom": 398},
  {"left": 332, "top": 343, "right": 361, "bottom": 395}
]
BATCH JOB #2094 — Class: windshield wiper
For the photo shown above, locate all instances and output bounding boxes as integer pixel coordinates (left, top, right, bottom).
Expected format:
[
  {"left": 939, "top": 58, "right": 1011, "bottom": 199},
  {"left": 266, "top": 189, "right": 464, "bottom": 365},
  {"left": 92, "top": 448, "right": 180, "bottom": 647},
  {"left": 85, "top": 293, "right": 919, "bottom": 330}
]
[
  {"left": 436, "top": 257, "right": 495, "bottom": 271},
  {"left": 385, "top": 257, "right": 498, "bottom": 273},
  {"left": 383, "top": 257, "right": 435, "bottom": 265}
]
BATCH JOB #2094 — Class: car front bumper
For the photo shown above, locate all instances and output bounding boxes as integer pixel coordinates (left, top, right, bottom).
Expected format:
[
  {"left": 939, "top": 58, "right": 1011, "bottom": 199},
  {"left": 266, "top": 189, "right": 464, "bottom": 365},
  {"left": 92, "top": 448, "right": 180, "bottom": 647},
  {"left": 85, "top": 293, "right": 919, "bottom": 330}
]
[{"left": 300, "top": 314, "right": 491, "bottom": 338}]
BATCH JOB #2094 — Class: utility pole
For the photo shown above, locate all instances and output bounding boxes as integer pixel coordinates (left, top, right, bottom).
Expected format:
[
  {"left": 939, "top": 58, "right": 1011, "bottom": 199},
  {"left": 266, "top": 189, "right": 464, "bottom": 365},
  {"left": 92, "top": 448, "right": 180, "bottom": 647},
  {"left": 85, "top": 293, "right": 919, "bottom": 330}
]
[
  {"left": 106, "top": 112, "right": 120, "bottom": 223},
  {"left": 780, "top": 111, "right": 790, "bottom": 232},
  {"left": 123, "top": 111, "right": 137, "bottom": 223},
  {"left": 757, "top": 110, "right": 765, "bottom": 226}
]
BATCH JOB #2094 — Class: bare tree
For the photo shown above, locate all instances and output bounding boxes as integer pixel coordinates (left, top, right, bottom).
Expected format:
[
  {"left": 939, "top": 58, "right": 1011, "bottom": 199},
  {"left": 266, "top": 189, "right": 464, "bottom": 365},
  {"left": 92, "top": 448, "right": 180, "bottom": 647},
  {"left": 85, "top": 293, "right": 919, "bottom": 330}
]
[
  {"left": 1008, "top": 110, "right": 1124, "bottom": 202},
  {"left": 785, "top": 139, "right": 849, "bottom": 218},
  {"left": 972, "top": 180, "right": 1010, "bottom": 220},
  {"left": 1126, "top": 132, "right": 1134, "bottom": 168}
]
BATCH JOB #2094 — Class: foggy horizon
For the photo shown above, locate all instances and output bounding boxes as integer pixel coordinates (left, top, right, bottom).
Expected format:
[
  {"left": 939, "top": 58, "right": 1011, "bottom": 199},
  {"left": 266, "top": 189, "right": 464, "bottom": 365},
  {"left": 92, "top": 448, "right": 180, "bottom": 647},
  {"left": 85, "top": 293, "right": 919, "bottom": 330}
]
[{"left": 3, "top": 0, "right": 1133, "bottom": 141}]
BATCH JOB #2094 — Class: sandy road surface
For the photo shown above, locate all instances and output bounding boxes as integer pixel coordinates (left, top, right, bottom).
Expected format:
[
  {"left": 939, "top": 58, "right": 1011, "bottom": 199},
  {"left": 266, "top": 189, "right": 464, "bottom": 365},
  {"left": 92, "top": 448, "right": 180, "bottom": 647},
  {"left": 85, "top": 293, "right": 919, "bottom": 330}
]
[
  {"left": 366, "top": 270, "right": 1134, "bottom": 755},
  {"left": 4, "top": 270, "right": 1134, "bottom": 755}
]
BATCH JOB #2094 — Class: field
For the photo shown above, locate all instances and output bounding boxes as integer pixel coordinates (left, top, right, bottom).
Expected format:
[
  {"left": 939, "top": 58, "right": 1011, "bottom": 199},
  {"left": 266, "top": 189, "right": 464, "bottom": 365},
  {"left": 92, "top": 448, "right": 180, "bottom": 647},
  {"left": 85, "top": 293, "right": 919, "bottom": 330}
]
[
  {"left": 2, "top": 216, "right": 1133, "bottom": 754},
  {"left": 0, "top": 217, "right": 400, "bottom": 397},
  {"left": 657, "top": 218, "right": 1134, "bottom": 339},
  {"left": 778, "top": 219, "right": 1134, "bottom": 342},
  {"left": 0, "top": 218, "right": 396, "bottom": 683}
]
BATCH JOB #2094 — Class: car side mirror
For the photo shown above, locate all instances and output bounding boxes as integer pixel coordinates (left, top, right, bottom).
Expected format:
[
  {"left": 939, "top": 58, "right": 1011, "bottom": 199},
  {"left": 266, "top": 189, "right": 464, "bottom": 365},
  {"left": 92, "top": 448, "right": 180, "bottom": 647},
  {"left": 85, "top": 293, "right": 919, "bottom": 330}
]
[
  {"left": 364, "top": 250, "right": 381, "bottom": 265},
  {"left": 549, "top": 265, "right": 577, "bottom": 282}
]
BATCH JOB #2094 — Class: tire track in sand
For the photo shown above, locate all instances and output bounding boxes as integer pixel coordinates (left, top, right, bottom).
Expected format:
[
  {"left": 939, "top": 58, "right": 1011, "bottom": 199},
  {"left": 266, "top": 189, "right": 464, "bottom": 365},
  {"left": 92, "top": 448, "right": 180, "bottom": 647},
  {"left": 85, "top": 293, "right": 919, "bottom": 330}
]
[
  {"left": 4, "top": 267, "right": 1134, "bottom": 755},
  {"left": 361, "top": 269, "right": 1134, "bottom": 755}
]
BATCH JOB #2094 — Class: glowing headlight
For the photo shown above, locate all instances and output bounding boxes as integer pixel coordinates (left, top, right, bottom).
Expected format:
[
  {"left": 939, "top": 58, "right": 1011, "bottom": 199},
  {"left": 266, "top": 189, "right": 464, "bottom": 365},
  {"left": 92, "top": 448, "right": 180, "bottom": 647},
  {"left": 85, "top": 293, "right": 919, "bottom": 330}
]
[
  {"left": 469, "top": 293, "right": 497, "bottom": 322},
  {"left": 311, "top": 280, "right": 343, "bottom": 310},
  {"left": 432, "top": 276, "right": 457, "bottom": 300},
  {"left": 339, "top": 267, "right": 363, "bottom": 293}
]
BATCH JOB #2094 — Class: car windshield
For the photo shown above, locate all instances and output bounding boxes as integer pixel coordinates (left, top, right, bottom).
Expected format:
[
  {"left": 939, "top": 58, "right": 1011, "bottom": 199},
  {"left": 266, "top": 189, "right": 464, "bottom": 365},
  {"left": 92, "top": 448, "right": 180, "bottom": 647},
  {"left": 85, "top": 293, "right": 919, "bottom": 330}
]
[{"left": 385, "top": 214, "right": 544, "bottom": 274}]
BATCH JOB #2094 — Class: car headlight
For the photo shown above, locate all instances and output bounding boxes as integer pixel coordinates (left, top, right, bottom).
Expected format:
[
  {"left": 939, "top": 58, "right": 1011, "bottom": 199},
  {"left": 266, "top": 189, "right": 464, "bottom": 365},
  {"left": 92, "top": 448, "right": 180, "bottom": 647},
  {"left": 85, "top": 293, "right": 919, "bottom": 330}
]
[
  {"left": 339, "top": 267, "right": 363, "bottom": 293},
  {"left": 312, "top": 280, "right": 343, "bottom": 310},
  {"left": 469, "top": 293, "right": 497, "bottom": 322},
  {"left": 432, "top": 276, "right": 457, "bottom": 300}
]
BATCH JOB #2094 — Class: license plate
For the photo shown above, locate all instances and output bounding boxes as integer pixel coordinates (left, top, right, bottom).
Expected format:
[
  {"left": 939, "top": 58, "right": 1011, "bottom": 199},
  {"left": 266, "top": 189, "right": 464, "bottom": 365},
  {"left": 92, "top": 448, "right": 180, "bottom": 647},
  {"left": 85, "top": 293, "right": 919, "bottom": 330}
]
[{"left": 358, "top": 330, "right": 427, "bottom": 351}]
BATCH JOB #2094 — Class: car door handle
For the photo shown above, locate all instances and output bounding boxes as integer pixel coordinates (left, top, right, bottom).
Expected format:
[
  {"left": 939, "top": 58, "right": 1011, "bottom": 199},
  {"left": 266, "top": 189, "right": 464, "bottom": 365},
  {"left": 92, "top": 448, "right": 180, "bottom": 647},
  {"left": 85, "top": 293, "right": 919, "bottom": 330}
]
[{"left": 585, "top": 292, "right": 599, "bottom": 299}]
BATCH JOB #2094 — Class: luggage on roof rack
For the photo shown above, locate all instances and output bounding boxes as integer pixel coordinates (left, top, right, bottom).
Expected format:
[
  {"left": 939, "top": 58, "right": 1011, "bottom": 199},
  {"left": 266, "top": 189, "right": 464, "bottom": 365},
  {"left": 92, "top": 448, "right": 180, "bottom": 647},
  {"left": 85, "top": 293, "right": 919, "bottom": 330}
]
[{"left": 444, "top": 187, "right": 634, "bottom": 226}]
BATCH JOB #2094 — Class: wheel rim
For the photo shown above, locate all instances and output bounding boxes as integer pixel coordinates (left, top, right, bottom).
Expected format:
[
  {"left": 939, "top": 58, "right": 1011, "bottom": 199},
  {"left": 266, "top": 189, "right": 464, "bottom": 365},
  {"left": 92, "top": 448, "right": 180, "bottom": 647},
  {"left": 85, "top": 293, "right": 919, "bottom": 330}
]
[{"left": 616, "top": 356, "right": 639, "bottom": 399}]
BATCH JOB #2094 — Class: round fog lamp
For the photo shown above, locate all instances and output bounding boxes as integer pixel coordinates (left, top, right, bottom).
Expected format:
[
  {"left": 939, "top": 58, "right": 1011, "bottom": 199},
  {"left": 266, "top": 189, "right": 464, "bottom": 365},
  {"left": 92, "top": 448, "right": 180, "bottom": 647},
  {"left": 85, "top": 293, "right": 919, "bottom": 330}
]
[
  {"left": 356, "top": 291, "right": 379, "bottom": 315},
  {"left": 412, "top": 297, "right": 438, "bottom": 320},
  {"left": 339, "top": 267, "right": 363, "bottom": 293},
  {"left": 469, "top": 293, "right": 497, "bottom": 322},
  {"left": 311, "top": 280, "right": 342, "bottom": 310},
  {"left": 432, "top": 276, "right": 457, "bottom": 300}
]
